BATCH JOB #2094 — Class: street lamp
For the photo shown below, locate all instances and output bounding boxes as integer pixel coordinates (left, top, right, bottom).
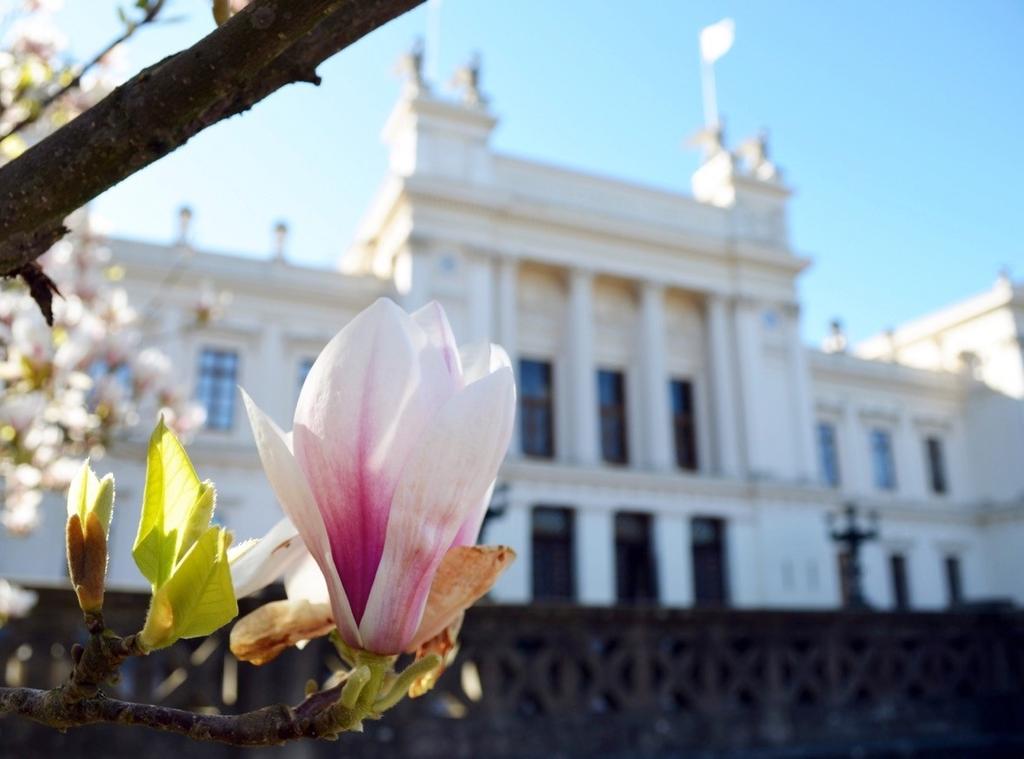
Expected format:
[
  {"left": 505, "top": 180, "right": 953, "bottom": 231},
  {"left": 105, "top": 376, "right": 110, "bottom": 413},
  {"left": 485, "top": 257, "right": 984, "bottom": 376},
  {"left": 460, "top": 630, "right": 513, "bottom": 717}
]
[{"left": 827, "top": 502, "right": 880, "bottom": 610}]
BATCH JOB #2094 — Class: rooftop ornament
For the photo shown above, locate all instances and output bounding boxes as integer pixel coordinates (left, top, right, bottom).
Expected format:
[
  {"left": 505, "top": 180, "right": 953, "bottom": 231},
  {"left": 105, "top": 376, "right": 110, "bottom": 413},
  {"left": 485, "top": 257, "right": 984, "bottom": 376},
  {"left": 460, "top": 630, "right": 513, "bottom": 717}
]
[{"left": 451, "top": 52, "right": 487, "bottom": 108}]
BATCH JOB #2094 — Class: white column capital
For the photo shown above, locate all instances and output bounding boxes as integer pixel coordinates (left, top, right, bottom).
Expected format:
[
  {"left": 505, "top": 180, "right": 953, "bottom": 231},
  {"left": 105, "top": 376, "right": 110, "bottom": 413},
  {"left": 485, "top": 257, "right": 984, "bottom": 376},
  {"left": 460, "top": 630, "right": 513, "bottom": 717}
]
[
  {"left": 569, "top": 266, "right": 595, "bottom": 288},
  {"left": 576, "top": 509, "right": 614, "bottom": 604}
]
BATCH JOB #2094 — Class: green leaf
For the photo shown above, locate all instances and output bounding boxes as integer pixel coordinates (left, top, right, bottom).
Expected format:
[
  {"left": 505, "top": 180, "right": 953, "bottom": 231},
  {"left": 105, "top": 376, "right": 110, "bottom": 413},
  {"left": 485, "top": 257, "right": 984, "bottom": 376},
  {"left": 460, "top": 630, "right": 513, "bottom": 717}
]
[
  {"left": 67, "top": 461, "right": 115, "bottom": 533},
  {"left": 67, "top": 461, "right": 96, "bottom": 522},
  {"left": 132, "top": 418, "right": 209, "bottom": 588},
  {"left": 140, "top": 526, "right": 238, "bottom": 650}
]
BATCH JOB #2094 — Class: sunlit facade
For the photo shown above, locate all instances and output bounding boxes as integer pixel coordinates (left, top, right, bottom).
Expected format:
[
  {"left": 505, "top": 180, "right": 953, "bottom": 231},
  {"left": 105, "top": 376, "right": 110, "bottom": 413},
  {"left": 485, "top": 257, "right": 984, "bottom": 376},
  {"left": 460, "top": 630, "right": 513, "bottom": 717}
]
[{"left": 3, "top": 75, "right": 1023, "bottom": 612}]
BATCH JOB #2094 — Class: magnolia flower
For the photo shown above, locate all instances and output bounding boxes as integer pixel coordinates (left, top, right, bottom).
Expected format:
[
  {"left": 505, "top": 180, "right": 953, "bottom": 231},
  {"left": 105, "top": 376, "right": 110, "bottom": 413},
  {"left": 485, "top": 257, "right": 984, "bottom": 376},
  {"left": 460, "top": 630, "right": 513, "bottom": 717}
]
[{"left": 234, "top": 298, "right": 516, "bottom": 657}]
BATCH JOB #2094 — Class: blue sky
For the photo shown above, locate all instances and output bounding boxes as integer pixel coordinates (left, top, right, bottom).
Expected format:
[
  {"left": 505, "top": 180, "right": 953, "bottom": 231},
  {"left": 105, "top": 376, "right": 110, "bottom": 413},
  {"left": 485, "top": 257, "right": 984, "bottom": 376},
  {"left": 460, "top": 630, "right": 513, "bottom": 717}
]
[{"left": 54, "top": 0, "right": 1024, "bottom": 344}]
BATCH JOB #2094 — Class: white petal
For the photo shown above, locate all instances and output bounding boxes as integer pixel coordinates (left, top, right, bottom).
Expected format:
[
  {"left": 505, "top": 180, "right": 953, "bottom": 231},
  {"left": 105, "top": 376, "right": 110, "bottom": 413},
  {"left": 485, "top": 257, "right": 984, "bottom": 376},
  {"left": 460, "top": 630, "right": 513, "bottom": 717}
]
[
  {"left": 241, "top": 388, "right": 362, "bottom": 648},
  {"left": 359, "top": 366, "right": 516, "bottom": 653},
  {"left": 412, "top": 300, "right": 463, "bottom": 382},
  {"left": 459, "top": 342, "right": 512, "bottom": 385},
  {"left": 284, "top": 552, "right": 330, "bottom": 605},
  {"left": 452, "top": 480, "right": 496, "bottom": 548},
  {"left": 229, "top": 517, "right": 306, "bottom": 599}
]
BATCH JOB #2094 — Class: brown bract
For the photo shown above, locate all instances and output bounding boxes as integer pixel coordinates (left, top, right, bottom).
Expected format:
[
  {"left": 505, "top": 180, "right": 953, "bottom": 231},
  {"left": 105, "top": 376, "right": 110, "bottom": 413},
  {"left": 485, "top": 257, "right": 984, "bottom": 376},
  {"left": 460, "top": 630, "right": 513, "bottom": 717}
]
[
  {"left": 229, "top": 545, "right": 516, "bottom": 667},
  {"left": 230, "top": 599, "right": 334, "bottom": 666}
]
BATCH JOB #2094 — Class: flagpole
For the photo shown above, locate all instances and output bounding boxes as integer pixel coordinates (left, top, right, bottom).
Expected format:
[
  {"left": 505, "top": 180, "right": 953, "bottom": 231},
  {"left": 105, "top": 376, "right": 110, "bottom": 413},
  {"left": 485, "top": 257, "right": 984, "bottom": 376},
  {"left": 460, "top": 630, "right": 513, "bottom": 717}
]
[
  {"left": 427, "top": 0, "right": 442, "bottom": 84},
  {"left": 701, "top": 57, "right": 718, "bottom": 129}
]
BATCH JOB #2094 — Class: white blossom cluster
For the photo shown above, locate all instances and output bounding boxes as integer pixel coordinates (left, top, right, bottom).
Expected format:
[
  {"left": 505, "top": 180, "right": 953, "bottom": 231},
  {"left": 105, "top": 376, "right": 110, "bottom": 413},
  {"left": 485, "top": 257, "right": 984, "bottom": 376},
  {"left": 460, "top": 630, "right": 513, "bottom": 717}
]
[
  {"left": 0, "top": 0, "right": 122, "bottom": 159},
  {"left": 0, "top": 221, "right": 208, "bottom": 534},
  {"left": 0, "top": 0, "right": 210, "bottom": 537}
]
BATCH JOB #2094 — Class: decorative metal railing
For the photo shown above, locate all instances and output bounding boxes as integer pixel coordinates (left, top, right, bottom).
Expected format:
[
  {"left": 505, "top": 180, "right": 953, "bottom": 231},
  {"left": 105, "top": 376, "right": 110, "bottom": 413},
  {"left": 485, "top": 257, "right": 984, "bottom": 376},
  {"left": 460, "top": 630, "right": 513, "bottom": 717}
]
[{"left": 2, "top": 590, "right": 1023, "bottom": 757}]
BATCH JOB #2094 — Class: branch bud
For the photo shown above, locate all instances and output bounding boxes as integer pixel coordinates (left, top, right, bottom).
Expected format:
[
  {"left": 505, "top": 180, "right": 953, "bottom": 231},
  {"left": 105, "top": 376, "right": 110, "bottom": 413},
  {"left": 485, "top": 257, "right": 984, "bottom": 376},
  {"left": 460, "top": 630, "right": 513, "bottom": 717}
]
[{"left": 65, "top": 463, "right": 115, "bottom": 614}]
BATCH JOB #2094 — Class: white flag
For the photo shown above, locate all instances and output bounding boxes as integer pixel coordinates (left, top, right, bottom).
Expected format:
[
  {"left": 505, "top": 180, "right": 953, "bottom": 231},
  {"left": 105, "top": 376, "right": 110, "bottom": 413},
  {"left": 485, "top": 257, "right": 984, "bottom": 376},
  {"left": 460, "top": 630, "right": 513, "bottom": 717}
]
[{"left": 700, "top": 18, "right": 735, "bottom": 63}]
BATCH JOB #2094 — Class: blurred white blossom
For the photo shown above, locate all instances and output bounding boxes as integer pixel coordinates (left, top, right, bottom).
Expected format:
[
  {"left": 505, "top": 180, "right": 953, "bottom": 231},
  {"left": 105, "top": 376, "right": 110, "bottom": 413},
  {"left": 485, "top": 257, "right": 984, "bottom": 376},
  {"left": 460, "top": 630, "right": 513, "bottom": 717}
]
[
  {"left": 0, "top": 2, "right": 212, "bottom": 533},
  {"left": 0, "top": 216, "right": 207, "bottom": 534},
  {"left": 0, "top": 0, "right": 119, "bottom": 158},
  {"left": 0, "top": 577, "right": 37, "bottom": 624}
]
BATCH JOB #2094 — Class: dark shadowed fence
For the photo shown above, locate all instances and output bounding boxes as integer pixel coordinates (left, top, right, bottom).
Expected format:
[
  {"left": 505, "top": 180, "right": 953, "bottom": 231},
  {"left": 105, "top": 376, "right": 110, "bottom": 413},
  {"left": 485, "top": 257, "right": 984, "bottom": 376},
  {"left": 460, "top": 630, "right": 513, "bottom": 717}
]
[{"left": 1, "top": 589, "right": 1023, "bottom": 758}]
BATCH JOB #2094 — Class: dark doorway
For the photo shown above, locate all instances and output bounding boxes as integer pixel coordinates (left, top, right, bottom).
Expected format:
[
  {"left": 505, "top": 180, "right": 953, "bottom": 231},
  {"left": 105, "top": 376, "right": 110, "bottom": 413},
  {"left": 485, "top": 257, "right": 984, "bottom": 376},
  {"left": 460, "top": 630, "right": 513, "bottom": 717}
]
[
  {"left": 531, "top": 506, "right": 575, "bottom": 601},
  {"left": 691, "top": 516, "right": 728, "bottom": 606},
  {"left": 615, "top": 512, "right": 658, "bottom": 604}
]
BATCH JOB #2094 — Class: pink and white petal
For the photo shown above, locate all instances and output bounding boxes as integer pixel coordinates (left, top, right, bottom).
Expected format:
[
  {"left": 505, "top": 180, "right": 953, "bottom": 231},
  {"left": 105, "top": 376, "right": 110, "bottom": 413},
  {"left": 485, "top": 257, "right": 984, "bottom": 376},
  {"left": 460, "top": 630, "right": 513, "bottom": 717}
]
[
  {"left": 411, "top": 301, "right": 463, "bottom": 384},
  {"left": 241, "top": 389, "right": 362, "bottom": 649},
  {"left": 284, "top": 552, "right": 330, "bottom": 606},
  {"left": 358, "top": 367, "right": 516, "bottom": 654},
  {"left": 459, "top": 342, "right": 512, "bottom": 385},
  {"left": 451, "top": 481, "right": 496, "bottom": 549},
  {"left": 292, "top": 298, "right": 457, "bottom": 622},
  {"left": 229, "top": 517, "right": 306, "bottom": 599}
]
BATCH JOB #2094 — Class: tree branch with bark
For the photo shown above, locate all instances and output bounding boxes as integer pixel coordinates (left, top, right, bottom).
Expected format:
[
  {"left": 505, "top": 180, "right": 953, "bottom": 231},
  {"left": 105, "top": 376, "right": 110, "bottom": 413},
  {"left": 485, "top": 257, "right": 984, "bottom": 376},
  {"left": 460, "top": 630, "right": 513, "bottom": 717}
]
[
  {"left": 0, "top": 611, "right": 430, "bottom": 746},
  {"left": 0, "top": 0, "right": 422, "bottom": 302}
]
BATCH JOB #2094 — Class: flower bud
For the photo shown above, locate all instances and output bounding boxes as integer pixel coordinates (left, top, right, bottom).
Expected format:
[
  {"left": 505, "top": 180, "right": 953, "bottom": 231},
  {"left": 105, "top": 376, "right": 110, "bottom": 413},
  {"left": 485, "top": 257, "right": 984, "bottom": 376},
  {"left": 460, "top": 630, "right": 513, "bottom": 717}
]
[{"left": 65, "top": 462, "right": 115, "bottom": 614}]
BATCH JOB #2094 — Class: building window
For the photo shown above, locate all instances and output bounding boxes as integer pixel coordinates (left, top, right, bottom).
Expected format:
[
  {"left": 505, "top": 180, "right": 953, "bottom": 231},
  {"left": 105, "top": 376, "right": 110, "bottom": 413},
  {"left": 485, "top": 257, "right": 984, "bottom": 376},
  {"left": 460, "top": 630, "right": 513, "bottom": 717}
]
[
  {"left": 870, "top": 428, "right": 897, "bottom": 491},
  {"left": 925, "top": 436, "right": 948, "bottom": 495},
  {"left": 598, "top": 369, "right": 628, "bottom": 464},
  {"left": 889, "top": 553, "right": 910, "bottom": 610},
  {"left": 196, "top": 348, "right": 239, "bottom": 431},
  {"left": 531, "top": 506, "right": 575, "bottom": 601},
  {"left": 615, "top": 512, "right": 658, "bottom": 604},
  {"left": 817, "top": 421, "right": 840, "bottom": 487},
  {"left": 944, "top": 555, "right": 963, "bottom": 607},
  {"left": 297, "top": 357, "right": 315, "bottom": 397},
  {"left": 520, "top": 359, "right": 555, "bottom": 458},
  {"left": 691, "top": 516, "right": 728, "bottom": 606},
  {"left": 670, "top": 379, "right": 698, "bottom": 471}
]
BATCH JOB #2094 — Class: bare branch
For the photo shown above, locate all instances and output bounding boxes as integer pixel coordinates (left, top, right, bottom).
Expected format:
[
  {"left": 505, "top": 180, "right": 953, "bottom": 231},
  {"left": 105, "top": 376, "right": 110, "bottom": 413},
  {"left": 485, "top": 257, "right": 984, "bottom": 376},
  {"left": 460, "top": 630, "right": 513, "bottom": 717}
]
[
  {"left": 0, "top": 608, "right": 367, "bottom": 746},
  {"left": 0, "top": 0, "right": 422, "bottom": 277},
  {"left": 0, "top": 682, "right": 364, "bottom": 746}
]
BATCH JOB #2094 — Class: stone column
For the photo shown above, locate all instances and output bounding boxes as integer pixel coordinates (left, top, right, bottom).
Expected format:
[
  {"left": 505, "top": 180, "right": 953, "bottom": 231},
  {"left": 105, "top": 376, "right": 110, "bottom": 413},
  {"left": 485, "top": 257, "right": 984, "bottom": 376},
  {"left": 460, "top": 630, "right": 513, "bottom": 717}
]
[
  {"left": 654, "top": 512, "right": 693, "bottom": 606},
  {"left": 258, "top": 320, "right": 285, "bottom": 427},
  {"left": 785, "top": 305, "right": 818, "bottom": 482},
  {"left": 568, "top": 268, "right": 599, "bottom": 466},
  {"left": 397, "top": 245, "right": 432, "bottom": 312},
  {"left": 726, "top": 515, "right": 760, "bottom": 607},
  {"left": 706, "top": 294, "right": 741, "bottom": 477},
  {"left": 497, "top": 257, "right": 520, "bottom": 456},
  {"left": 897, "top": 411, "right": 925, "bottom": 498},
  {"left": 734, "top": 299, "right": 765, "bottom": 477},
  {"left": 639, "top": 282, "right": 673, "bottom": 470},
  {"left": 576, "top": 508, "right": 614, "bottom": 604},
  {"left": 466, "top": 254, "right": 494, "bottom": 344},
  {"left": 840, "top": 401, "right": 867, "bottom": 496},
  {"left": 486, "top": 498, "right": 531, "bottom": 603}
]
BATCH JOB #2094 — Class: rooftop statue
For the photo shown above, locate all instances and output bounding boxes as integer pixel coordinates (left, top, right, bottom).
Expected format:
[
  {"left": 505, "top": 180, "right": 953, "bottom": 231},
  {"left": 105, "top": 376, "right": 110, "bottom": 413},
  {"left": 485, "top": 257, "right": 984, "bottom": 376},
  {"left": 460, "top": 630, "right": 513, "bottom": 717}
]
[
  {"left": 735, "top": 130, "right": 780, "bottom": 181},
  {"left": 396, "top": 37, "right": 429, "bottom": 95},
  {"left": 688, "top": 121, "right": 727, "bottom": 161},
  {"left": 452, "top": 52, "right": 488, "bottom": 107}
]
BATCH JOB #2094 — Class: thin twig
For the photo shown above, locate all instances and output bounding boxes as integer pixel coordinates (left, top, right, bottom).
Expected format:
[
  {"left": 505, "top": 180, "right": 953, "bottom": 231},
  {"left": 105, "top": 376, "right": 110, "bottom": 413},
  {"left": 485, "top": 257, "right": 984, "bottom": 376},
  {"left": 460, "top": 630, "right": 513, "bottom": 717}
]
[{"left": 0, "top": 1, "right": 168, "bottom": 143}]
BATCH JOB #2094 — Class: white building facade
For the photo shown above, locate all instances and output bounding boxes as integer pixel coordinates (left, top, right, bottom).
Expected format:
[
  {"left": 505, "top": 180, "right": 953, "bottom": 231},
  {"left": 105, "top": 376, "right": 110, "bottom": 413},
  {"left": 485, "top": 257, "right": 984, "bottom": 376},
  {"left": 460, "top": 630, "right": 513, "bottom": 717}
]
[{"left": 3, "top": 72, "right": 1023, "bottom": 612}]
